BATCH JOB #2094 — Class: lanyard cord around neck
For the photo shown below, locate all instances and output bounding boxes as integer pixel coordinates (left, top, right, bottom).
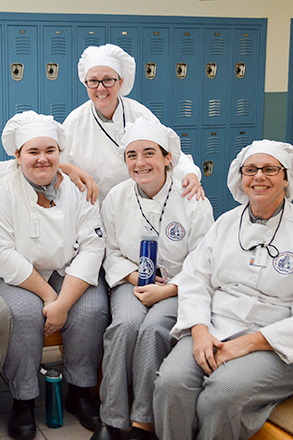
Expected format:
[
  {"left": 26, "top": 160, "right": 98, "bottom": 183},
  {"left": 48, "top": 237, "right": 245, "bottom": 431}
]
[
  {"left": 134, "top": 177, "right": 173, "bottom": 236},
  {"left": 238, "top": 200, "right": 285, "bottom": 258},
  {"left": 91, "top": 97, "right": 126, "bottom": 148}
]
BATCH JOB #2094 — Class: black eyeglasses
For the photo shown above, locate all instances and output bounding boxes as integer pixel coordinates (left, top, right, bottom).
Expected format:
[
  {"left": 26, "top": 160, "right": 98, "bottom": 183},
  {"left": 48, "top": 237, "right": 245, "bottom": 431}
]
[
  {"left": 240, "top": 165, "right": 286, "bottom": 176},
  {"left": 85, "top": 78, "right": 119, "bottom": 89}
]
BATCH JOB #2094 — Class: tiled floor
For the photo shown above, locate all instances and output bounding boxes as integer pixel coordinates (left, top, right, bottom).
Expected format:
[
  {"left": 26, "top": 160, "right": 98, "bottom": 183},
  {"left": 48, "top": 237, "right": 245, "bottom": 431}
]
[{"left": 0, "top": 346, "right": 98, "bottom": 440}]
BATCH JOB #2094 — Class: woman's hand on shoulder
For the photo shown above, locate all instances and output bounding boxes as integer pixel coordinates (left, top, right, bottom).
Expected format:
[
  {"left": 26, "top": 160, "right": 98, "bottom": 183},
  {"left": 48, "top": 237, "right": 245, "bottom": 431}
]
[
  {"left": 181, "top": 173, "right": 205, "bottom": 201},
  {"left": 59, "top": 163, "right": 99, "bottom": 204}
]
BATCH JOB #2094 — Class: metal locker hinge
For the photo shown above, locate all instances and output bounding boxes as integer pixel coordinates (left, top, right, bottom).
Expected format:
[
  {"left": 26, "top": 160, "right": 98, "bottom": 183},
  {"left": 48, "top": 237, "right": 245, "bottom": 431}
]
[
  {"left": 206, "top": 63, "right": 217, "bottom": 79},
  {"left": 46, "top": 63, "right": 59, "bottom": 81},
  {"left": 203, "top": 160, "right": 214, "bottom": 177},
  {"left": 176, "top": 63, "right": 187, "bottom": 79},
  {"left": 145, "top": 63, "right": 156, "bottom": 80},
  {"left": 10, "top": 63, "right": 24, "bottom": 81},
  {"left": 235, "top": 63, "right": 246, "bottom": 79}
]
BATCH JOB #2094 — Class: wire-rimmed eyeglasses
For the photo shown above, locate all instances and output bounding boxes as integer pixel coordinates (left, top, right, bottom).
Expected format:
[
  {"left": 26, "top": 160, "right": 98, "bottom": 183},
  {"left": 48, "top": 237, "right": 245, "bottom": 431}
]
[{"left": 240, "top": 166, "right": 286, "bottom": 176}]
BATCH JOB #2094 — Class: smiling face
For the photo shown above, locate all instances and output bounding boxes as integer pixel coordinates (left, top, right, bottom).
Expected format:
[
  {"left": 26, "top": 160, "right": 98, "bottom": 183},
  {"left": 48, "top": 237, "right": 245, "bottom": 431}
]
[
  {"left": 85, "top": 66, "right": 124, "bottom": 119},
  {"left": 15, "top": 137, "right": 60, "bottom": 186},
  {"left": 241, "top": 153, "right": 288, "bottom": 218},
  {"left": 125, "top": 140, "right": 172, "bottom": 198}
]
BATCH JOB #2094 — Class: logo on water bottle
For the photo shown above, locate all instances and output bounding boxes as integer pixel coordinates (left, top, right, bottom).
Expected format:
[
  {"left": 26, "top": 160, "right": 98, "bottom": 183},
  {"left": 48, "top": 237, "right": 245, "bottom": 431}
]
[{"left": 138, "top": 257, "right": 155, "bottom": 279}]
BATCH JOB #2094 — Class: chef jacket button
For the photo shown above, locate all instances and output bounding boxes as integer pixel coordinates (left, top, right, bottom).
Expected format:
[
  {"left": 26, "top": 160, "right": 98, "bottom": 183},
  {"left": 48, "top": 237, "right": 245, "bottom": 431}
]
[
  {"left": 130, "top": 241, "right": 135, "bottom": 247},
  {"left": 57, "top": 210, "right": 62, "bottom": 215},
  {"left": 31, "top": 207, "right": 36, "bottom": 213},
  {"left": 266, "top": 230, "right": 273, "bottom": 237},
  {"left": 223, "top": 270, "right": 229, "bottom": 277},
  {"left": 252, "top": 275, "right": 257, "bottom": 282}
]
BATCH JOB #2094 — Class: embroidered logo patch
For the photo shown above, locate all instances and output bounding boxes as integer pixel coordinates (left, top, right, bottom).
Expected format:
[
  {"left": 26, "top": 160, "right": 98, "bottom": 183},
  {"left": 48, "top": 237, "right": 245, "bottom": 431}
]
[
  {"left": 165, "top": 222, "right": 185, "bottom": 241},
  {"left": 273, "top": 252, "right": 293, "bottom": 275}
]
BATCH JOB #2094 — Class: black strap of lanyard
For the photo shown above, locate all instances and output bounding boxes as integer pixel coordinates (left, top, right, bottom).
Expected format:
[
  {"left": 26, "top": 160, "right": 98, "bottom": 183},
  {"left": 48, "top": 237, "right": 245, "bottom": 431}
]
[{"left": 91, "top": 97, "right": 126, "bottom": 148}]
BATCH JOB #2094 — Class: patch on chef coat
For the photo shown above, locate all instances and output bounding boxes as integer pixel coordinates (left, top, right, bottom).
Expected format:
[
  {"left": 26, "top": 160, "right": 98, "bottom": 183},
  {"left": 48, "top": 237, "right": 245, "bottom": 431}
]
[
  {"left": 273, "top": 251, "right": 293, "bottom": 275},
  {"left": 95, "top": 227, "right": 103, "bottom": 237},
  {"left": 165, "top": 222, "right": 185, "bottom": 241}
]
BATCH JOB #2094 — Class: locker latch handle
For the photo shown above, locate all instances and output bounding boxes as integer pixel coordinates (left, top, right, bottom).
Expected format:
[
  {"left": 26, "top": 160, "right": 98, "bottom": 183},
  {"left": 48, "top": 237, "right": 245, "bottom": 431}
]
[
  {"left": 176, "top": 63, "right": 187, "bottom": 79},
  {"left": 235, "top": 63, "right": 246, "bottom": 79},
  {"left": 206, "top": 63, "right": 217, "bottom": 79},
  {"left": 46, "top": 63, "right": 59, "bottom": 81},
  {"left": 145, "top": 63, "right": 156, "bottom": 80},
  {"left": 203, "top": 160, "right": 214, "bottom": 177},
  {"left": 11, "top": 63, "right": 24, "bottom": 81}
]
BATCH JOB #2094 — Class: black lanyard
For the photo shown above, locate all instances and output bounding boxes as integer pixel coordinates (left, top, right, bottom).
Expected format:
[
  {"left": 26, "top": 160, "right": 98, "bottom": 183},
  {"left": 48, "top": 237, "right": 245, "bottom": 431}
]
[
  {"left": 238, "top": 201, "right": 284, "bottom": 258},
  {"left": 91, "top": 97, "right": 126, "bottom": 148},
  {"left": 134, "top": 178, "right": 173, "bottom": 236}
]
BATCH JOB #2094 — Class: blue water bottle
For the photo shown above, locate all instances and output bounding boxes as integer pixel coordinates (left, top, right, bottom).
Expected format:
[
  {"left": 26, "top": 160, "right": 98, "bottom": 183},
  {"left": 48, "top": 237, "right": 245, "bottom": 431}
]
[
  {"left": 45, "top": 368, "right": 63, "bottom": 428},
  {"left": 138, "top": 234, "right": 158, "bottom": 286}
]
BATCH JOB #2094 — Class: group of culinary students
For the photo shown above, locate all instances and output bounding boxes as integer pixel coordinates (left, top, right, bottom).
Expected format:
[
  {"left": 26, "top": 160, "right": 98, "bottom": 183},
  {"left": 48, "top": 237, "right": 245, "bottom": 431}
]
[{"left": 0, "top": 43, "right": 293, "bottom": 440}]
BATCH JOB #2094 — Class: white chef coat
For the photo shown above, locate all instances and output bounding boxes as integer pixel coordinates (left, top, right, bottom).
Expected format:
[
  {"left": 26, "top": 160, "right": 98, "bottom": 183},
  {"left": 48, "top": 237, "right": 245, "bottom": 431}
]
[
  {"left": 0, "top": 169, "right": 105, "bottom": 286},
  {"left": 101, "top": 172, "right": 214, "bottom": 288},
  {"left": 61, "top": 98, "right": 201, "bottom": 202},
  {"left": 172, "top": 200, "right": 293, "bottom": 364}
]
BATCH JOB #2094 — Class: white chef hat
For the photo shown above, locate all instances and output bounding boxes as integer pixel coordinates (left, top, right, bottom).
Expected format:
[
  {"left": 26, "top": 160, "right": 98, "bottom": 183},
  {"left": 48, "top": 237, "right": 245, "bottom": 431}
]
[
  {"left": 227, "top": 139, "right": 293, "bottom": 203},
  {"left": 122, "top": 117, "right": 181, "bottom": 168},
  {"left": 78, "top": 44, "right": 136, "bottom": 97},
  {"left": 1, "top": 110, "right": 67, "bottom": 156}
]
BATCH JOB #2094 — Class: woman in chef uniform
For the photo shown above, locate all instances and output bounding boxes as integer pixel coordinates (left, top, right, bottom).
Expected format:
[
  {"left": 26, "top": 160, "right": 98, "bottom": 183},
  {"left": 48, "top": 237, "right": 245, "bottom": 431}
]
[
  {"left": 91, "top": 118, "right": 214, "bottom": 440},
  {"left": 0, "top": 111, "right": 109, "bottom": 440},
  {"left": 153, "top": 139, "right": 293, "bottom": 440},
  {"left": 61, "top": 44, "right": 204, "bottom": 203}
]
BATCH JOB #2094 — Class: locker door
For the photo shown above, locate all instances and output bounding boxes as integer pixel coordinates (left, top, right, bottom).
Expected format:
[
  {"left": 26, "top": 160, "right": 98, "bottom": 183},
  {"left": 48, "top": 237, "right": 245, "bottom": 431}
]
[
  {"left": 172, "top": 28, "right": 200, "bottom": 127},
  {"left": 76, "top": 26, "right": 106, "bottom": 107},
  {"left": 6, "top": 25, "right": 39, "bottom": 119},
  {"left": 230, "top": 29, "right": 259, "bottom": 125},
  {"left": 141, "top": 27, "right": 170, "bottom": 125},
  {"left": 110, "top": 26, "right": 139, "bottom": 101},
  {"left": 199, "top": 127, "right": 227, "bottom": 218},
  {"left": 174, "top": 128, "right": 198, "bottom": 165},
  {"left": 226, "top": 126, "right": 256, "bottom": 211},
  {"left": 42, "top": 26, "right": 72, "bottom": 123},
  {"left": 201, "top": 28, "right": 229, "bottom": 126}
]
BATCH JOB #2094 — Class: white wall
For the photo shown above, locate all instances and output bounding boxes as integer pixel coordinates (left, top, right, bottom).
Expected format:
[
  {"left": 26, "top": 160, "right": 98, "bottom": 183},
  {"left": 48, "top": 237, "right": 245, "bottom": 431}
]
[{"left": 0, "top": 0, "right": 292, "bottom": 93}]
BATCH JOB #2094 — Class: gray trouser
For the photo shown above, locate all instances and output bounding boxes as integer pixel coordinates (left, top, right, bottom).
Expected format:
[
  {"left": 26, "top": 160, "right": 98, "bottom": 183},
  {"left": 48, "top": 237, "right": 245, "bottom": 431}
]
[
  {"left": 100, "top": 282, "right": 178, "bottom": 429},
  {"left": 0, "top": 296, "right": 13, "bottom": 371},
  {"left": 153, "top": 335, "right": 293, "bottom": 440},
  {"left": 0, "top": 270, "right": 110, "bottom": 400}
]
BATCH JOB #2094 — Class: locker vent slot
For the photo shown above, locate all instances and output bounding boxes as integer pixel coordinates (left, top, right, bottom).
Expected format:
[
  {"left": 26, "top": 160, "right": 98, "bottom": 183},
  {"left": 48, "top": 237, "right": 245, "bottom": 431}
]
[
  {"left": 180, "top": 38, "right": 195, "bottom": 55},
  {"left": 180, "top": 138, "right": 192, "bottom": 155},
  {"left": 239, "top": 38, "right": 253, "bottom": 56},
  {"left": 178, "top": 100, "right": 192, "bottom": 118},
  {"left": 234, "top": 134, "right": 250, "bottom": 154},
  {"left": 117, "top": 38, "right": 133, "bottom": 55},
  {"left": 50, "top": 37, "right": 67, "bottom": 55},
  {"left": 208, "top": 100, "right": 222, "bottom": 117},
  {"left": 210, "top": 38, "right": 224, "bottom": 56},
  {"left": 206, "top": 136, "right": 220, "bottom": 154},
  {"left": 15, "top": 104, "right": 32, "bottom": 113},
  {"left": 237, "top": 99, "right": 250, "bottom": 116},
  {"left": 14, "top": 37, "right": 31, "bottom": 55},
  {"left": 84, "top": 37, "right": 101, "bottom": 48},
  {"left": 148, "top": 38, "right": 164, "bottom": 55},
  {"left": 50, "top": 104, "right": 67, "bottom": 123},
  {"left": 208, "top": 196, "right": 219, "bottom": 213},
  {"left": 147, "top": 101, "right": 163, "bottom": 119}
]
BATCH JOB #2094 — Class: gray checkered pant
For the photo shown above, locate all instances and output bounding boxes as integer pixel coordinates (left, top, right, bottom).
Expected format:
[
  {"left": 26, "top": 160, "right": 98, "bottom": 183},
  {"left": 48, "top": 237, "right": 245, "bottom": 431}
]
[
  {"left": 0, "top": 270, "right": 109, "bottom": 400},
  {"left": 153, "top": 335, "right": 293, "bottom": 440},
  {"left": 0, "top": 296, "right": 12, "bottom": 371},
  {"left": 99, "top": 282, "right": 178, "bottom": 429}
]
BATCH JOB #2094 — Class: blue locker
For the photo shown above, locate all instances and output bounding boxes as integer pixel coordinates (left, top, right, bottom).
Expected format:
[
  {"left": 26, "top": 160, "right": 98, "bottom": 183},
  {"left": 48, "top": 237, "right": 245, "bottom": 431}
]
[
  {"left": 199, "top": 127, "right": 227, "bottom": 218},
  {"left": 174, "top": 128, "right": 198, "bottom": 165},
  {"left": 6, "top": 25, "right": 39, "bottom": 119},
  {"left": 109, "top": 26, "right": 139, "bottom": 101},
  {"left": 141, "top": 27, "right": 170, "bottom": 125},
  {"left": 172, "top": 27, "right": 200, "bottom": 127},
  {"left": 201, "top": 28, "right": 229, "bottom": 126},
  {"left": 42, "top": 25, "right": 73, "bottom": 123},
  {"left": 76, "top": 26, "right": 106, "bottom": 107},
  {"left": 230, "top": 29, "right": 259, "bottom": 125}
]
